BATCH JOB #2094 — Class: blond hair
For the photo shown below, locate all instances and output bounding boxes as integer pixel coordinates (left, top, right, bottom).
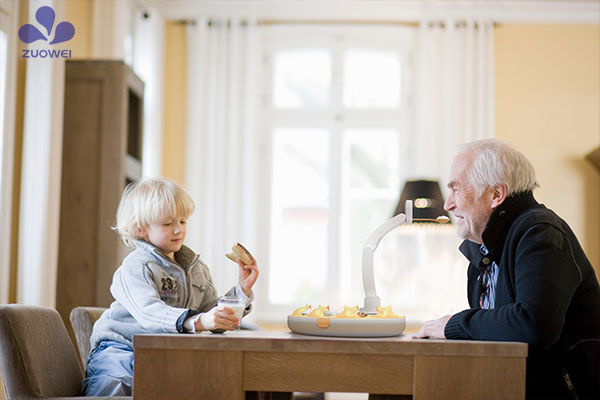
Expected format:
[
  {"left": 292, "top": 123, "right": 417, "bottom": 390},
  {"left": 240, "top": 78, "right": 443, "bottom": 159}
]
[
  {"left": 114, "top": 177, "right": 195, "bottom": 247},
  {"left": 459, "top": 139, "right": 539, "bottom": 196}
]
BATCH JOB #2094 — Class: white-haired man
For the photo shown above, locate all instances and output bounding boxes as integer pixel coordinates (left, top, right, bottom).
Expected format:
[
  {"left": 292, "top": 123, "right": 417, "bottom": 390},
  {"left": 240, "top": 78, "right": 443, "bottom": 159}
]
[{"left": 414, "top": 139, "right": 600, "bottom": 399}]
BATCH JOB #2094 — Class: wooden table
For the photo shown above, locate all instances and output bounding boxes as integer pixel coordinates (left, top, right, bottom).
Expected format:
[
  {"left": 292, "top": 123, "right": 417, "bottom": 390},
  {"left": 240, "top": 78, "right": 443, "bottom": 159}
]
[{"left": 133, "top": 330, "right": 527, "bottom": 399}]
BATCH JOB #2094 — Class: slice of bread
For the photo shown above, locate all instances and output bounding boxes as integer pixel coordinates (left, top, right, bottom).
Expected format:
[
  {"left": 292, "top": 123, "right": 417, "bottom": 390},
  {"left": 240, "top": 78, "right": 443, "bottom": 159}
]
[{"left": 225, "top": 243, "right": 256, "bottom": 265}]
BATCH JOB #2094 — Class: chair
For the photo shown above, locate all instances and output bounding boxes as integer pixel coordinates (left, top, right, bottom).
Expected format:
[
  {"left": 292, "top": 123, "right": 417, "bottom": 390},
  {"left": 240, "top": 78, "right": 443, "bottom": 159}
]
[
  {"left": 0, "top": 304, "right": 128, "bottom": 399},
  {"left": 69, "top": 306, "right": 107, "bottom": 368}
]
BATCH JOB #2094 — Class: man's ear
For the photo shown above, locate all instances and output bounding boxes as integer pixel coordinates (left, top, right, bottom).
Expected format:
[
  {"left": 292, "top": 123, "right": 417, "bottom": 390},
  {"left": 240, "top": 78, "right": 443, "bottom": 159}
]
[{"left": 491, "top": 183, "right": 508, "bottom": 208}]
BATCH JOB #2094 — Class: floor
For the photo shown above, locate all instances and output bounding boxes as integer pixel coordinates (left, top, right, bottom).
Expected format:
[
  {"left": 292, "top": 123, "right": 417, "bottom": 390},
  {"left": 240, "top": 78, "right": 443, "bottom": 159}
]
[{"left": 325, "top": 394, "right": 368, "bottom": 400}]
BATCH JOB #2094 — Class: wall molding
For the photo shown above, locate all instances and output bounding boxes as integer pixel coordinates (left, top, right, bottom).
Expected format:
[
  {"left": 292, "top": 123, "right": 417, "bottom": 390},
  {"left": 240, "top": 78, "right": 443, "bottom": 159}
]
[{"left": 147, "top": 0, "right": 600, "bottom": 24}]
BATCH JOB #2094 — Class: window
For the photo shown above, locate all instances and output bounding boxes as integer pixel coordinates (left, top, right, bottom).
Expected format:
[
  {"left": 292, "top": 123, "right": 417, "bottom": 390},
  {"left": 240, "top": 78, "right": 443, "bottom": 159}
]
[
  {"left": 269, "top": 127, "right": 330, "bottom": 303},
  {"left": 272, "top": 48, "right": 331, "bottom": 108},
  {"left": 261, "top": 25, "right": 417, "bottom": 320}
]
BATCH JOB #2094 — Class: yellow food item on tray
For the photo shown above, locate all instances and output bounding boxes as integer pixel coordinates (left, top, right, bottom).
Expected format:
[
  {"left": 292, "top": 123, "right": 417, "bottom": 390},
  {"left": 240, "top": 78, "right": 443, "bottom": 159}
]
[
  {"left": 334, "top": 305, "right": 360, "bottom": 318},
  {"left": 290, "top": 304, "right": 403, "bottom": 319},
  {"left": 307, "top": 305, "right": 330, "bottom": 318},
  {"left": 292, "top": 304, "right": 311, "bottom": 316},
  {"left": 372, "top": 305, "right": 401, "bottom": 318}
]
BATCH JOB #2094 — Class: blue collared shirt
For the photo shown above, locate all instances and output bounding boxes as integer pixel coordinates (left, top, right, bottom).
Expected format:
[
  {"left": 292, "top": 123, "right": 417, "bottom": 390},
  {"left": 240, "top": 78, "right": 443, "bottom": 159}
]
[{"left": 479, "top": 245, "right": 498, "bottom": 309}]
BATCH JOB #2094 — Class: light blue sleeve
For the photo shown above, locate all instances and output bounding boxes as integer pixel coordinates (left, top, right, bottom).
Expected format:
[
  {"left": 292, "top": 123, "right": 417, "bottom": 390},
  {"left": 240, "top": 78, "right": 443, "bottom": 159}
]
[{"left": 110, "top": 260, "right": 187, "bottom": 333}]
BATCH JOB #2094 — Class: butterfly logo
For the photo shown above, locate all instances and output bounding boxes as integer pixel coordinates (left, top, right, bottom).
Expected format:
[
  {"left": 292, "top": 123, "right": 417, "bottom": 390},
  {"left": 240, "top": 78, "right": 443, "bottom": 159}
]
[{"left": 18, "top": 6, "right": 75, "bottom": 45}]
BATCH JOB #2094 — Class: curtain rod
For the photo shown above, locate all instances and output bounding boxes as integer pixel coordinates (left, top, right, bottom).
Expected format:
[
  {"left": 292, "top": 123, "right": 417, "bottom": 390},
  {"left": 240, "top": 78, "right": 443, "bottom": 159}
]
[
  {"left": 176, "top": 19, "right": 498, "bottom": 27},
  {"left": 259, "top": 19, "right": 419, "bottom": 27},
  {"left": 262, "top": 19, "right": 498, "bottom": 27}
]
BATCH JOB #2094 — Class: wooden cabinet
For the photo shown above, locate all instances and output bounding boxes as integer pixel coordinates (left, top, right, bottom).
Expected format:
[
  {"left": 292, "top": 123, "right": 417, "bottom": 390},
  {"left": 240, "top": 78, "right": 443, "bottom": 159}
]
[{"left": 57, "top": 60, "right": 144, "bottom": 331}]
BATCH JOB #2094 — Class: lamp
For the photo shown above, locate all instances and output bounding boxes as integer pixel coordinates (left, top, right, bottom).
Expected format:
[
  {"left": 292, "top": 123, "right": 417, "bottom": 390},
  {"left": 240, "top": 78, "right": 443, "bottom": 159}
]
[{"left": 393, "top": 179, "right": 449, "bottom": 222}]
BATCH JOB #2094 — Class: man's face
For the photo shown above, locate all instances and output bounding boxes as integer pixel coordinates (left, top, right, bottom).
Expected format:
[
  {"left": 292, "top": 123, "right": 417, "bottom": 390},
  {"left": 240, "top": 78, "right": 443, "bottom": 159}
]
[{"left": 444, "top": 150, "right": 496, "bottom": 244}]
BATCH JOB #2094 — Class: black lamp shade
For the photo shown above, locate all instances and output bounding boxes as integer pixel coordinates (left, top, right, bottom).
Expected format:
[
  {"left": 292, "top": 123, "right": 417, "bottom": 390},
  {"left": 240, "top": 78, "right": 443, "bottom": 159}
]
[{"left": 394, "top": 179, "right": 449, "bottom": 222}]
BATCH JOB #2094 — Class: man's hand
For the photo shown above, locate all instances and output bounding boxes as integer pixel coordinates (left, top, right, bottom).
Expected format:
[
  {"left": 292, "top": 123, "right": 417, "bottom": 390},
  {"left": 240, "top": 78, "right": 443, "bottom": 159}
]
[
  {"left": 195, "top": 306, "right": 239, "bottom": 331},
  {"left": 413, "top": 315, "right": 452, "bottom": 339},
  {"left": 238, "top": 260, "right": 259, "bottom": 298}
]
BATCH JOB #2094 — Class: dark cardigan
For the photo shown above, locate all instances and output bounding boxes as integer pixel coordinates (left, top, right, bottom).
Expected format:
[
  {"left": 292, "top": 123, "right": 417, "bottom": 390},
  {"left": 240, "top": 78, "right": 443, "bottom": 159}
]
[{"left": 444, "top": 191, "right": 600, "bottom": 399}]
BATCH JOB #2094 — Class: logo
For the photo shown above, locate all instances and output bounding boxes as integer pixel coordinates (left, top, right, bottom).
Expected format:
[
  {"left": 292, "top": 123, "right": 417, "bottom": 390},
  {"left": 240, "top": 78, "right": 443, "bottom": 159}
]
[{"left": 18, "top": 6, "right": 75, "bottom": 59}]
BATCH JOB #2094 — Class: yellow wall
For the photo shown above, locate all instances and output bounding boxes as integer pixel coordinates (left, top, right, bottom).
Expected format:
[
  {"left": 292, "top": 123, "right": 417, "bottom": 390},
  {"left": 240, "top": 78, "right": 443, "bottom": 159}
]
[
  {"left": 495, "top": 24, "right": 600, "bottom": 273},
  {"left": 161, "top": 21, "right": 187, "bottom": 185}
]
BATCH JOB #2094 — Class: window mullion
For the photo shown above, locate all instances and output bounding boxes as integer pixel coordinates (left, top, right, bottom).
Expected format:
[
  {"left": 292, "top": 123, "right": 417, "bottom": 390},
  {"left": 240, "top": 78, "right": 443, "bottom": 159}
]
[
  {"left": 328, "top": 40, "right": 344, "bottom": 306},
  {"left": 270, "top": 109, "right": 332, "bottom": 126}
]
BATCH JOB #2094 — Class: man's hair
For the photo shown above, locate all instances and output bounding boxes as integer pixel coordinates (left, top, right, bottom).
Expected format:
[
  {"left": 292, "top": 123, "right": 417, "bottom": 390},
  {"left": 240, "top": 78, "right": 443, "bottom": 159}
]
[
  {"left": 114, "top": 177, "right": 195, "bottom": 247},
  {"left": 459, "top": 139, "right": 539, "bottom": 196}
]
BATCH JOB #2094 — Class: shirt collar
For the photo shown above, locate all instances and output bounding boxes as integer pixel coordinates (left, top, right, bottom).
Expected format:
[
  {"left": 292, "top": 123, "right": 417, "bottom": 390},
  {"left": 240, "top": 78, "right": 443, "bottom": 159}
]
[
  {"left": 133, "top": 239, "right": 199, "bottom": 269},
  {"left": 480, "top": 244, "right": 489, "bottom": 256},
  {"left": 459, "top": 191, "right": 539, "bottom": 269}
]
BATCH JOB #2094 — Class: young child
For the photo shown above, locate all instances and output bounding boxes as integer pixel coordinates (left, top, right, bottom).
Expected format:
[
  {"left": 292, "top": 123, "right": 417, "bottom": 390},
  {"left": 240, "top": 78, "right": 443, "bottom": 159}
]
[{"left": 82, "top": 177, "right": 259, "bottom": 396}]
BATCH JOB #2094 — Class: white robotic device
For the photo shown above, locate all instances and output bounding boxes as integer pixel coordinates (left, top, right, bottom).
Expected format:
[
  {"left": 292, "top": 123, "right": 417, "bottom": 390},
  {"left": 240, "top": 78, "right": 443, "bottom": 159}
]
[{"left": 288, "top": 200, "right": 416, "bottom": 337}]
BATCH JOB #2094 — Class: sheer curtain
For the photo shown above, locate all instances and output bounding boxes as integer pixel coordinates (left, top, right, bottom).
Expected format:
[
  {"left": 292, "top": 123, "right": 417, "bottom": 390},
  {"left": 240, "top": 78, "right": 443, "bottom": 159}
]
[
  {"left": 385, "top": 18, "right": 496, "bottom": 322},
  {"left": 132, "top": 8, "right": 165, "bottom": 178},
  {"left": 185, "top": 18, "right": 262, "bottom": 294},
  {"left": 412, "top": 18, "right": 495, "bottom": 181}
]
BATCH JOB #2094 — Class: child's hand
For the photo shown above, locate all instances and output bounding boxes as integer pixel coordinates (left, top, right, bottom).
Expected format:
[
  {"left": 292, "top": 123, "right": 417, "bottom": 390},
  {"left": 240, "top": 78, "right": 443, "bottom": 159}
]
[
  {"left": 238, "top": 260, "right": 259, "bottom": 297},
  {"left": 196, "top": 306, "right": 239, "bottom": 331}
]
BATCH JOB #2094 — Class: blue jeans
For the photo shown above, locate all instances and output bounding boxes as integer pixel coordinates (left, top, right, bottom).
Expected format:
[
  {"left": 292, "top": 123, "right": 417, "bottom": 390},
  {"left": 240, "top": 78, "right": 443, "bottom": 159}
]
[{"left": 82, "top": 340, "right": 134, "bottom": 396}]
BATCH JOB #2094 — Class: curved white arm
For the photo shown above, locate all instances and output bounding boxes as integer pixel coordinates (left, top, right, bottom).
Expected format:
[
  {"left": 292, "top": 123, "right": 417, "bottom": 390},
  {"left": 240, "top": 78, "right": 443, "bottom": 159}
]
[{"left": 360, "top": 200, "right": 413, "bottom": 314}]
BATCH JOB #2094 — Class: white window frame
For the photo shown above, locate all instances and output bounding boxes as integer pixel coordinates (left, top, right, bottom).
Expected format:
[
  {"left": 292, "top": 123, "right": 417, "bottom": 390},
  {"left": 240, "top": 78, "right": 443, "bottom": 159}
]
[
  {"left": 256, "top": 24, "right": 415, "bottom": 321},
  {"left": 0, "top": 0, "right": 19, "bottom": 304}
]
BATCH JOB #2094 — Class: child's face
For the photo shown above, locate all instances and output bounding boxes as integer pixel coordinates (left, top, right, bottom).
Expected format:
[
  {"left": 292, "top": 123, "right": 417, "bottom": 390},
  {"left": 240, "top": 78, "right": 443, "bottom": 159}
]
[{"left": 139, "top": 215, "right": 187, "bottom": 260}]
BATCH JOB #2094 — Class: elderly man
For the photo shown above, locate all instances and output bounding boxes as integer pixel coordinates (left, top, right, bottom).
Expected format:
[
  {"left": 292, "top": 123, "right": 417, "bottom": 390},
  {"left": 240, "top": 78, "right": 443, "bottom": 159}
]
[{"left": 414, "top": 139, "right": 600, "bottom": 399}]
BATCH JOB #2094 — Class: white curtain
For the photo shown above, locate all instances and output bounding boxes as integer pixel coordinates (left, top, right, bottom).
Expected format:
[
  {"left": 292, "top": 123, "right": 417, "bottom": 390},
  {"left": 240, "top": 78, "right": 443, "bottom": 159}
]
[
  {"left": 394, "top": 19, "right": 495, "bottom": 321},
  {"left": 132, "top": 8, "right": 165, "bottom": 178},
  {"left": 185, "top": 18, "right": 261, "bottom": 294},
  {"left": 412, "top": 18, "right": 495, "bottom": 182}
]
